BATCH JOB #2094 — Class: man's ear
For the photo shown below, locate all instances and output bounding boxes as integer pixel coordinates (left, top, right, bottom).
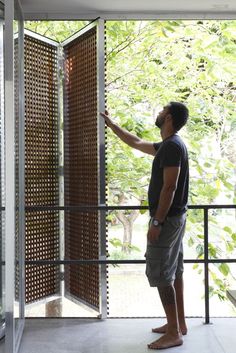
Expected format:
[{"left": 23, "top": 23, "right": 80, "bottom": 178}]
[{"left": 166, "top": 113, "right": 172, "bottom": 122}]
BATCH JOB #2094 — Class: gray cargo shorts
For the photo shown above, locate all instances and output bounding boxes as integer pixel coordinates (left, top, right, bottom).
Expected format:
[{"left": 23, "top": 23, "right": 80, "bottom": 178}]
[{"left": 145, "top": 213, "right": 187, "bottom": 287}]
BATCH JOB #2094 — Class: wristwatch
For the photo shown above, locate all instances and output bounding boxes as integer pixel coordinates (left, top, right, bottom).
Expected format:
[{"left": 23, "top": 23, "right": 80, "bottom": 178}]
[{"left": 152, "top": 219, "right": 164, "bottom": 227}]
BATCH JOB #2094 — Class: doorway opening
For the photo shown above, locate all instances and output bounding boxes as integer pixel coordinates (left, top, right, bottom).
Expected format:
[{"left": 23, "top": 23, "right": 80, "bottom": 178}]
[{"left": 22, "top": 19, "right": 236, "bottom": 319}]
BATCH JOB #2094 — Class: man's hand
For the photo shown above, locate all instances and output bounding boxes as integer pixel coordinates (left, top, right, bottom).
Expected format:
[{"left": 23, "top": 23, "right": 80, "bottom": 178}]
[
  {"left": 100, "top": 110, "right": 156, "bottom": 156},
  {"left": 100, "top": 110, "right": 113, "bottom": 128},
  {"left": 147, "top": 224, "right": 162, "bottom": 243}
]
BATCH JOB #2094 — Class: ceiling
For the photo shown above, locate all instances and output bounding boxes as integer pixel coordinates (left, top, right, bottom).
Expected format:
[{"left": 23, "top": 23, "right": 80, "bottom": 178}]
[{"left": 20, "top": 0, "right": 236, "bottom": 19}]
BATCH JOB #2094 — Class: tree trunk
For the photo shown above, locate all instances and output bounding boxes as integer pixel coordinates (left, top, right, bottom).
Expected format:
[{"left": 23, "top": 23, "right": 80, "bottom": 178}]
[{"left": 116, "top": 209, "right": 139, "bottom": 253}]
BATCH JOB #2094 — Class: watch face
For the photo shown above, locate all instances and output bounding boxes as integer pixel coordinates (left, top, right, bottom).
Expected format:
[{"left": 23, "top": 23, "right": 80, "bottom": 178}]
[{"left": 153, "top": 219, "right": 159, "bottom": 226}]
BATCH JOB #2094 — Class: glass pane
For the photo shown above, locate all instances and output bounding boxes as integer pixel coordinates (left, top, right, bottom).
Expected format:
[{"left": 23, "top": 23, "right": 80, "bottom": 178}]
[
  {"left": 184, "top": 263, "right": 205, "bottom": 317},
  {"left": 107, "top": 210, "right": 205, "bottom": 317},
  {"left": 184, "top": 208, "right": 204, "bottom": 260},
  {"left": 108, "top": 264, "right": 165, "bottom": 317},
  {"left": 209, "top": 263, "right": 236, "bottom": 317},
  {"left": 25, "top": 265, "right": 99, "bottom": 318},
  {"left": 107, "top": 210, "right": 148, "bottom": 261},
  {"left": 108, "top": 263, "right": 205, "bottom": 318},
  {"left": 107, "top": 209, "right": 204, "bottom": 263},
  {"left": 209, "top": 209, "right": 236, "bottom": 260}
]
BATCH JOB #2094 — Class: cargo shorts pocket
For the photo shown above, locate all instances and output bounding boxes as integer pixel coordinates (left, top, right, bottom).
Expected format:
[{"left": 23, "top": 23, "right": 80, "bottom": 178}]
[
  {"left": 145, "top": 246, "right": 169, "bottom": 286},
  {"left": 145, "top": 258, "right": 161, "bottom": 283}
]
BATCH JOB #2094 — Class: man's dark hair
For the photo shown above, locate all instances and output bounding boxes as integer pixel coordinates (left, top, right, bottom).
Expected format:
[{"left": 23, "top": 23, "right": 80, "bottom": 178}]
[{"left": 168, "top": 102, "right": 189, "bottom": 131}]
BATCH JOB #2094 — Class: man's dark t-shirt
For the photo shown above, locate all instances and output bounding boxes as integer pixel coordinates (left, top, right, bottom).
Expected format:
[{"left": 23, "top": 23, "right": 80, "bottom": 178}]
[{"left": 148, "top": 134, "right": 189, "bottom": 217}]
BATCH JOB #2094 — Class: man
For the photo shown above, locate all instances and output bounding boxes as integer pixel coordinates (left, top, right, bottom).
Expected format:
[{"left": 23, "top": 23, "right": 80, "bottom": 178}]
[{"left": 101, "top": 101, "right": 189, "bottom": 350}]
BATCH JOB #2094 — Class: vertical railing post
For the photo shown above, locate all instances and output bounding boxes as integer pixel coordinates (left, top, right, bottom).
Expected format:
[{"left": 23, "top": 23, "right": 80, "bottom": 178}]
[{"left": 204, "top": 208, "right": 210, "bottom": 324}]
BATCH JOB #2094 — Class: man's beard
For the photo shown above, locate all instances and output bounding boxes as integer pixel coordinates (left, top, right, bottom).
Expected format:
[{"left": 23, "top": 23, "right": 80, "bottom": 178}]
[{"left": 155, "top": 116, "right": 164, "bottom": 129}]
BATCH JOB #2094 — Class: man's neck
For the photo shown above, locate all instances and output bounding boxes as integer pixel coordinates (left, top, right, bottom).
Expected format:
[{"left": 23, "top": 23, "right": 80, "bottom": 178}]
[{"left": 161, "top": 128, "right": 176, "bottom": 141}]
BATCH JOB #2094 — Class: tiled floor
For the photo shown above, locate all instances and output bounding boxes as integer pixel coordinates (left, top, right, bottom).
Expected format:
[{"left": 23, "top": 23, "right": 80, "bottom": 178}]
[{"left": 1, "top": 318, "right": 236, "bottom": 353}]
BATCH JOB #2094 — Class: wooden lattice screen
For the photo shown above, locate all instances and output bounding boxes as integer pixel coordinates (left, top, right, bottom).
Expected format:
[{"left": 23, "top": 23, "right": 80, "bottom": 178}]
[
  {"left": 64, "top": 26, "right": 100, "bottom": 310},
  {"left": 24, "top": 34, "right": 60, "bottom": 303}
]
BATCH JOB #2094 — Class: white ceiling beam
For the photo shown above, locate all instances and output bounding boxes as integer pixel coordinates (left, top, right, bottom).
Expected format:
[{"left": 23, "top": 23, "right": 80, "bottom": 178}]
[{"left": 23, "top": 11, "right": 236, "bottom": 20}]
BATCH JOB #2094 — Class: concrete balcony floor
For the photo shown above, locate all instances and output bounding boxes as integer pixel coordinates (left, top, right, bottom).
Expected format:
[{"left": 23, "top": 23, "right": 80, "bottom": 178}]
[{"left": 1, "top": 317, "right": 236, "bottom": 353}]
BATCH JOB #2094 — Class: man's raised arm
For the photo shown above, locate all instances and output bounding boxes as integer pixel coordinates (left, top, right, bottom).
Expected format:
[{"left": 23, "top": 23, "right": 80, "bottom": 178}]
[{"left": 100, "top": 111, "right": 156, "bottom": 156}]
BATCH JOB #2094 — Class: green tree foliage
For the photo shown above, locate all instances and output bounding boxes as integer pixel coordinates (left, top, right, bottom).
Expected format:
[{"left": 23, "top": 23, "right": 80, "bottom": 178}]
[
  {"left": 106, "top": 20, "right": 236, "bottom": 202},
  {"left": 25, "top": 20, "right": 89, "bottom": 42},
  {"left": 106, "top": 21, "right": 236, "bottom": 275}
]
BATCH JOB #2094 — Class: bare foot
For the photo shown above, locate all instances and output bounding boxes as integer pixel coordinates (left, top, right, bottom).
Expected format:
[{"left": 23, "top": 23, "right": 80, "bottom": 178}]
[
  {"left": 152, "top": 324, "right": 168, "bottom": 334},
  {"left": 152, "top": 323, "right": 187, "bottom": 335},
  {"left": 148, "top": 333, "right": 183, "bottom": 350}
]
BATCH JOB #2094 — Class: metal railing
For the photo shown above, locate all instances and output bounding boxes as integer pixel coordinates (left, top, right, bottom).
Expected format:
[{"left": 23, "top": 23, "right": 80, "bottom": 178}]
[{"left": 23, "top": 203, "right": 236, "bottom": 323}]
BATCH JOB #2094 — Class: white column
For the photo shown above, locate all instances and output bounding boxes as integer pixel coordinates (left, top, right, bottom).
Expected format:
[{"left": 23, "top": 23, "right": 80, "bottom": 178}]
[{"left": 5, "top": 0, "right": 15, "bottom": 351}]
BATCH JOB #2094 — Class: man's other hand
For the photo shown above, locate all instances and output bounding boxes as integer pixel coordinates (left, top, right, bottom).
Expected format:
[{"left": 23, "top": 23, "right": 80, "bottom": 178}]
[
  {"left": 147, "top": 224, "right": 161, "bottom": 243},
  {"left": 100, "top": 110, "right": 113, "bottom": 128}
]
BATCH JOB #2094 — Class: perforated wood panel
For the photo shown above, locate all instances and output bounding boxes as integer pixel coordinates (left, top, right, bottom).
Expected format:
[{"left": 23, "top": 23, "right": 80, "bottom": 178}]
[
  {"left": 64, "top": 26, "right": 100, "bottom": 310},
  {"left": 24, "top": 34, "right": 60, "bottom": 303}
]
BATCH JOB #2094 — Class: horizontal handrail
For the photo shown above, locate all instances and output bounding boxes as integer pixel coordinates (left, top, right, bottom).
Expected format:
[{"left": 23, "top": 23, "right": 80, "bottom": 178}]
[
  {"left": 1, "top": 258, "right": 236, "bottom": 265},
  {"left": 25, "top": 204, "right": 236, "bottom": 211},
  {"left": 23, "top": 258, "right": 236, "bottom": 265},
  {"left": 1, "top": 204, "right": 235, "bottom": 212}
]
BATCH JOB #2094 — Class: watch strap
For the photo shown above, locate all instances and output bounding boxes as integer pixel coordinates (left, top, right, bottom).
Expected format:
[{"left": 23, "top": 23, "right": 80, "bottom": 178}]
[{"left": 152, "top": 218, "right": 164, "bottom": 227}]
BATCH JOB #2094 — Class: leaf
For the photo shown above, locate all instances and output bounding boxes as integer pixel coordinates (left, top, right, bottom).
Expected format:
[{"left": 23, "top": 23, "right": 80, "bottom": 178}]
[
  {"left": 128, "top": 244, "right": 141, "bottom": 252},
  {"left": 209, "top": 286, "right": 215, "bottom": 297},
  {"left": 226, "top": 242, "right": 234, "bottom": 253},
  {"left": 196, "top": 165, "right": 203, "bottom": 176},
  {"left": 164, "top": 25, "right": 175, "bottom": 33},
  {"left": 219, "top": 263, "right": 230, "bottom": 277},
  {"left": 208, "top": 243, "right": 217, "bottom": 258},
  {"left": 215, "top": 179, "right": 221, "bottom": 190},
  {"left": 188, "top": 237, "right": 194, "bottom": 247},
  {"left": 196, "top": 244, "right": 204, "bottom": 257},
  {"left": 161, "top": 28, "right": 168, "bottom": 37},
  {"left": 214, "top": 278, "right": 224, "bottom": 287},
  {"left": 140, "top": 200, "right": 149, "bottom": 214},
  {"left": 223, "top": 226, "right": 232, "bottom": 234},
  {"left": 204, "top": 162, "right": 211, "bottom": 168},
  {"left": 222, "top": 180, "right": 234, "bottom": 190},
  {"left": 109, "top": 238, "right": 123, "bottom": 248},
  {"left": 232, "top": 233, "right": 236, "bottom": 242}
]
